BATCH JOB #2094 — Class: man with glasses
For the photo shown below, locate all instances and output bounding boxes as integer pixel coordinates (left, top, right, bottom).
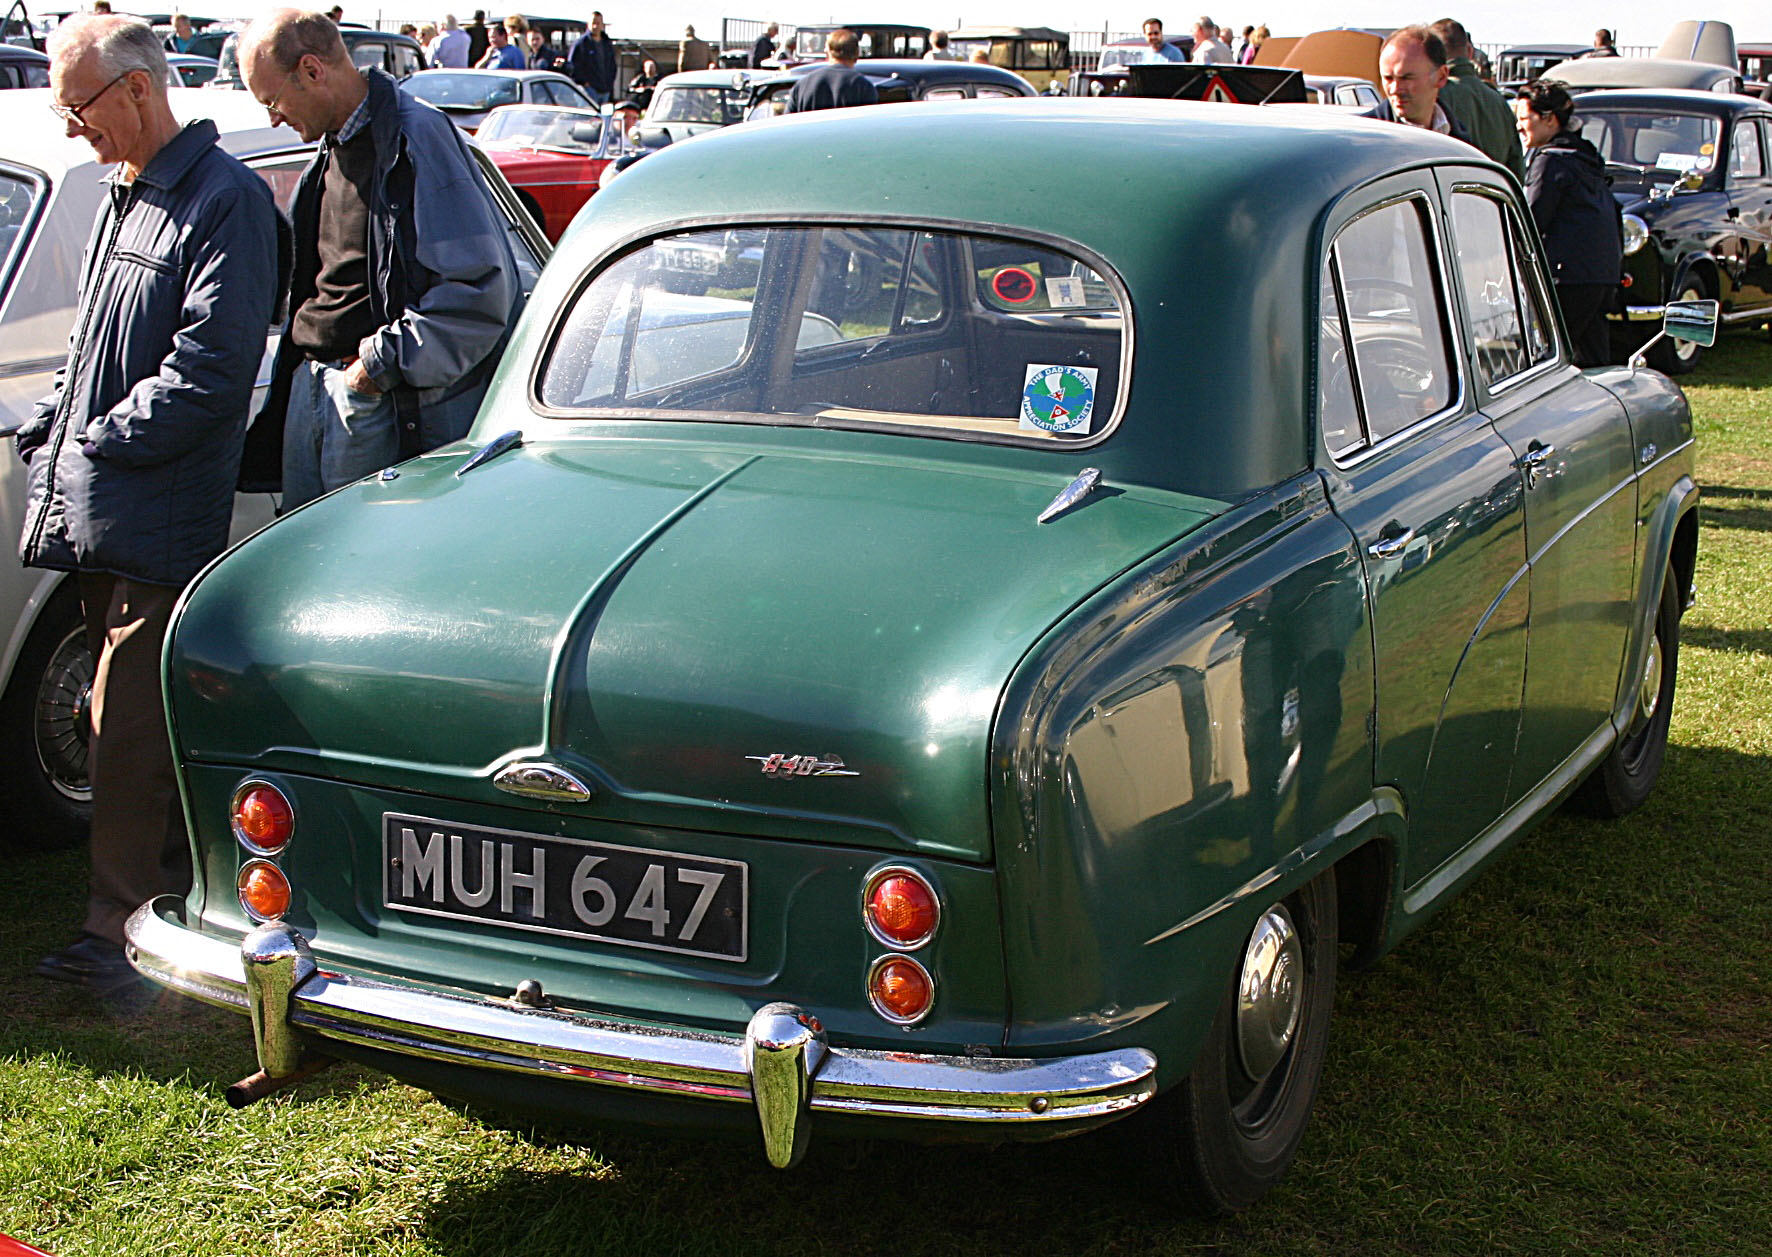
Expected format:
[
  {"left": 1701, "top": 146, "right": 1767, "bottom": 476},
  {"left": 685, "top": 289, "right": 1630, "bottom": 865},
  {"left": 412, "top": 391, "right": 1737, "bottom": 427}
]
[
  {"left": 18, "top": 14, "right": 283, "bottom": 996},
  {"left": 235, "top": 8, "right": 523, "bottom": 509}
]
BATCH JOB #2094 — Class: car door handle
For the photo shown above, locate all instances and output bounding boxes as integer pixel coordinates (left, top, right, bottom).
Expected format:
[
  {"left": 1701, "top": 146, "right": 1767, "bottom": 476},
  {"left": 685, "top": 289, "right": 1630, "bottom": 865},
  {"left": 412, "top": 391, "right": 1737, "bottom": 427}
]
[
  {"left": 1367, "top": 528, "right": 1415, "bottom": 560},
  {"left": 1516, "top": 444, "right": 1555, "bottom": 468}
]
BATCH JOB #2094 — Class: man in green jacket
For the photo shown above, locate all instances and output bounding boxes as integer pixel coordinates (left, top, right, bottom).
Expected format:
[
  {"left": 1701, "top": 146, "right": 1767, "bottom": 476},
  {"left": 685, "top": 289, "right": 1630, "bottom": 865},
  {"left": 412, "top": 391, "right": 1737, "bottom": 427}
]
[{"left": 1432, "top": 18, "right": 1524, "bottom": 180}]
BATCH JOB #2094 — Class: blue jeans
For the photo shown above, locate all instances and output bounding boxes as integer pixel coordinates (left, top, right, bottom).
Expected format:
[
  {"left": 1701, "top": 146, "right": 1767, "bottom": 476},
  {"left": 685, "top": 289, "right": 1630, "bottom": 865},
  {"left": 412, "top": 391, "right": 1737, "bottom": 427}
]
[{"left": 283, "top": 358, "right": 399, "bottom": 509}]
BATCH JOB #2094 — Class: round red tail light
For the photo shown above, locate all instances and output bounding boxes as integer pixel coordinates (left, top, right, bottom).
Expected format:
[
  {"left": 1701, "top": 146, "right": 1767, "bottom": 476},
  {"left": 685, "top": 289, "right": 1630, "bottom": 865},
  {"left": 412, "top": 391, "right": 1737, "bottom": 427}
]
[
  {"left": 238, "top": 859, "right": 292, "bottom": 922},
  {"left": 232, "top": 781, "right": 294, "bottom": 854},
  {"left": 868, "top": 955, "right": 934, "bottom": 1024},
  {"left": 864, "top": 869, "right": 939, "bottom": 949}
]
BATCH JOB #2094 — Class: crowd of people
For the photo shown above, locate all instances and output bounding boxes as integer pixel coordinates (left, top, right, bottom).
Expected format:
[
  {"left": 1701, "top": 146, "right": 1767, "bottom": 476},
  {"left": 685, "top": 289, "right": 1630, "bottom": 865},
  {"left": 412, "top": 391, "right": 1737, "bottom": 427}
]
[{"left": 22, "top": 7, "right": 1633, "bottom": 994}]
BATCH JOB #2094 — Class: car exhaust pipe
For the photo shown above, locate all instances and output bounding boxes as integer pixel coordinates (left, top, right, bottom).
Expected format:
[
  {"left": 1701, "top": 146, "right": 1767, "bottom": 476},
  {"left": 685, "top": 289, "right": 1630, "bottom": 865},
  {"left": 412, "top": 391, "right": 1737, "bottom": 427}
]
[{"left": 225, "top": 1055, "right": 335, "bottom": 1109}]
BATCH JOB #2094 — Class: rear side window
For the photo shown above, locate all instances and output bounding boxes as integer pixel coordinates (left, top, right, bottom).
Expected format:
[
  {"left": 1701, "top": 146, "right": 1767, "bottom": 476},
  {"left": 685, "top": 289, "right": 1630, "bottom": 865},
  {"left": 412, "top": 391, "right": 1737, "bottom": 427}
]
[
  {"left": 1449, "top": 190, "right": 1556, "bottom": 387},
  {"left": 1317, "top": 197, "right": 1456, "bottom": 450},
  {"left": 538, "top": 225, "right": 1126, "bottom": 444}
]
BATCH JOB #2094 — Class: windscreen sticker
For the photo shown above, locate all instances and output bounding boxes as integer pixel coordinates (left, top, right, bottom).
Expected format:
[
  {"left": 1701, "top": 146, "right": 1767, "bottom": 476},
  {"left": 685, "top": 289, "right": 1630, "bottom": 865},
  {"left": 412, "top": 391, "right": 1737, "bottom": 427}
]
[
  {"left": 1655, "top": 152, "right": 1701, "bottom": 173},
  {"left": 1020, "top": 364, "right": 1098, "bottom": 435},
  {"left": 1700, "top": 142, "right": 1716, "bottom": 155},
  {"left": 1045, "top": 275, "right": 1087, "bottom": 307}
]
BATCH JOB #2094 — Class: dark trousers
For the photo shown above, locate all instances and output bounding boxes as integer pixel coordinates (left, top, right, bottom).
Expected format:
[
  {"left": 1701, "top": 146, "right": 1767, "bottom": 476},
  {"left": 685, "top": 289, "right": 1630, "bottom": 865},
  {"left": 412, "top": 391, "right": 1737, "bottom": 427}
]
[
  {"left": 1557, "top": 283, "right": 1614, "bottom": 367},
  {"left": 76, "top": 572, "right": 189, "bottom": 945}
]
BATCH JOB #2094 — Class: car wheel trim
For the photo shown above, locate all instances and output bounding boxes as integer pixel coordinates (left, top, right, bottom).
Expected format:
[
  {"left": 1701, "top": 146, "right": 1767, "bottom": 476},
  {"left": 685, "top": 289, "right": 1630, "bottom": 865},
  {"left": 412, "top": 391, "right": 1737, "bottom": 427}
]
[
  {"left": 33, "top": 623, "right": 93, "bottom": 803},
  {"left": 1633, "top": 632, "right": 1663, "bottom": 732},
  {"left": 1235, "top": 906, "right": 1302, "bottom": 1085}
]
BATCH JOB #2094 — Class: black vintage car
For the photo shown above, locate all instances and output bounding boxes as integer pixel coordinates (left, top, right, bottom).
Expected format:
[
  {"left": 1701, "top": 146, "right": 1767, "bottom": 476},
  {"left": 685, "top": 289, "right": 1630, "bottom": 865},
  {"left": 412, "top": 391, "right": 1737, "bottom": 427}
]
[
  {"left": 1569, "top": 88, "right": 1772, "bottom": 371},
  {"left": 0, "top": 43, "right": 47, "bottom": 89},
  {"left": 743, "top": 57, "right": 1036, "bottom": 117}
]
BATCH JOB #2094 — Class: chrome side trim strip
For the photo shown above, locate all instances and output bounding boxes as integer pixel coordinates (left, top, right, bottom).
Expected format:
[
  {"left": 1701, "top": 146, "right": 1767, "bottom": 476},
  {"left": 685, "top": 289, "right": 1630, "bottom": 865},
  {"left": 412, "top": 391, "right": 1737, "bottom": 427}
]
[{"left": 125, "top": 899, "right": 1157, "bottom": 1148}]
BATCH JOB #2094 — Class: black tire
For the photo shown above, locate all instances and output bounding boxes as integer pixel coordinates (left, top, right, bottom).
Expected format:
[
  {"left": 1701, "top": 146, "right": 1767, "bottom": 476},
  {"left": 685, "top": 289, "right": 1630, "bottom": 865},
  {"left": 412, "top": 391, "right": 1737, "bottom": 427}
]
[
  {"left": 1646, "top": 281, "right": 1707, "bottom": 375},
  {"left": 512, "top": 187, "right": 545, "bottom": 234},
  {"left": 0, "top": 582, "right": 93, "bottom": 850},
  {"left": 1152, "top": 867, "right": 1338, "bottom": 1216},
  {"left": 1573, "top": 575, "right": 1680, "bottom": 818}
]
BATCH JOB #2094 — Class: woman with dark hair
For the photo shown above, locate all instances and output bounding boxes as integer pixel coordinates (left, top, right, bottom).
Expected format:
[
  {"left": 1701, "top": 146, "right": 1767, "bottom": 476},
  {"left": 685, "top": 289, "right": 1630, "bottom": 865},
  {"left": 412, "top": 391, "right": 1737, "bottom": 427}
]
[{"left": 1514, "top": 79, "right": 1623, "bottom": 365}]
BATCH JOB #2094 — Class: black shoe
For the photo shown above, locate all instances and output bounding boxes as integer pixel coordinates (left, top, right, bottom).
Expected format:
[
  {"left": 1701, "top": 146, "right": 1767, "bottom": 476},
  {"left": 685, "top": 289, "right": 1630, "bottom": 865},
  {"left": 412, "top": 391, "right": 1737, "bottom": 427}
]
[{"left": 34, "top": 934, "right": 139, "bottom": 991}]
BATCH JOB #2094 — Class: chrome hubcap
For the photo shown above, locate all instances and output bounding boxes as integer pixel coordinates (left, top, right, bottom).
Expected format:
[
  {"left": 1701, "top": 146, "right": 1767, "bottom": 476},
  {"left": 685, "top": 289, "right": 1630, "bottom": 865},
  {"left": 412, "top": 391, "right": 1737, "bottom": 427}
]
[
  {"left": 34, "top": 628, "right": 94, "bottom": 803},
  {"left": 1635, "top": 634, "right": 1663, "bottom": 730},
  {"left": 1236, "top": 905, "right": 1302, "bottom": 1083}
]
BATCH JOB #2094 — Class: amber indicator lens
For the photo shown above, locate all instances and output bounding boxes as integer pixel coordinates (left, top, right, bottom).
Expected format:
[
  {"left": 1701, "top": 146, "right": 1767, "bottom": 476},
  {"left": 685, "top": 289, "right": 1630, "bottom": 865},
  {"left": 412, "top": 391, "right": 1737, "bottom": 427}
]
[
  {"left": 232, "top": 782, "right": 294, "bottom": 852},
  {"left": 865, "top": 872, "right": 939, "bottom": 948},
  {"left": 869, "top": 955, "right": 934, "bottom": 1023},
  {"left": 238, "top": 859, "right": 292, "bottom": 921}
]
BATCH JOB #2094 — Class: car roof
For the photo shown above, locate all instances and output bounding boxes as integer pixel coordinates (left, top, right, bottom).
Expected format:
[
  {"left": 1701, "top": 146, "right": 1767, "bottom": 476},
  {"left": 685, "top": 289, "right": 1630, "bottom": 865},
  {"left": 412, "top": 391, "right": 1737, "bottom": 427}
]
[
  {"left": 765, "top": 58, "right": 1033, "bottom": 90},
  {"left": 0, "top": 88, "right": 305, "bottom": 178},
  {"left": 586, "top": 97, "right": 1470, "bottom": 286},
  {"left": 0, "top": 44, "right": 49, "bottom": 63},
  {"left": 1549, "top": 57, "right": 1739, "bottom": 90},
  {"left": 1501, "top": 44, "right": 1587, "bottom": 55},
  {"left": 413, "top": 68, "right": 570, "bottom": 81},
  {"left": 560, "top": 98, "right": 1482, "bottom": 495},
  {"left": 1572, "top": 86, "right": 1771, "bottom": 116},
  {"left": 656, "top": 68, "right": 763, "bottom": 89},
  {"left": 946, "top": 26, "right": 1067, "bottom": 41}
]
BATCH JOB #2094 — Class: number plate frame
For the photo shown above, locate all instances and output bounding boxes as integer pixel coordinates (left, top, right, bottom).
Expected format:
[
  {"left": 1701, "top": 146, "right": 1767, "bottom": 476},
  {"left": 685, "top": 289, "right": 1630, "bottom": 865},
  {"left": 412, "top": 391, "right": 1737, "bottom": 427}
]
[{"left": 382, "top": 813, "right": 749, "bottom": 962}]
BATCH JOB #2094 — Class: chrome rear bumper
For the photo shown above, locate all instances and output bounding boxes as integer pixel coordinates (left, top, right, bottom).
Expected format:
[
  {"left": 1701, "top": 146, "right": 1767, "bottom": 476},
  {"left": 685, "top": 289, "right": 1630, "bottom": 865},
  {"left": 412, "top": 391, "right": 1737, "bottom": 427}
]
[{"left": 125, "top": 897, "right": 1156, "bottom": 1166}]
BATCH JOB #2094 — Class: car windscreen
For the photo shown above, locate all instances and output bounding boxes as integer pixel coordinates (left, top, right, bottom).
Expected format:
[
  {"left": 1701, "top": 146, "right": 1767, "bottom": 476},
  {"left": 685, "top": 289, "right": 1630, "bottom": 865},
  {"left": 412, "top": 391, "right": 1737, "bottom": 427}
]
[
  {"left": 478, "top": 106, "right": 602, "bottom": 153},
  {"left": 1576, "top": 109, "right": 1721, "bottom": 179},
  {"left": 405, "top": 71, "right": 521, "bottom": 111},
  {"left": 538, "top": 225, "right": 1126, "bottom": 446},
  {"left": 0, "top": 166, "right": 43, "bottom": 306},
  {"left": 648, "top": 86, "right": 744, "bottom": 125}
]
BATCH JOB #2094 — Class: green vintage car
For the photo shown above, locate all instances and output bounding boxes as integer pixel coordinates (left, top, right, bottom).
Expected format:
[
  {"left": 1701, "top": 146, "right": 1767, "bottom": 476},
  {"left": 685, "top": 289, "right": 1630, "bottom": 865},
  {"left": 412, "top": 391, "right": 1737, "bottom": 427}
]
[{"left": 126, "top": 100, "right": 1707, "bottom": 1213}]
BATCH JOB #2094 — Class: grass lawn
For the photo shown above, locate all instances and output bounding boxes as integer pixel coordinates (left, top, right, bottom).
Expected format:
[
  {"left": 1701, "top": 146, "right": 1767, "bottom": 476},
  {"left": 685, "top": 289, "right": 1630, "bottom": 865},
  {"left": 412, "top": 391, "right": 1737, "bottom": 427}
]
[{"left": 2, "top": 338, "right": 1768, "bottom": 1256}]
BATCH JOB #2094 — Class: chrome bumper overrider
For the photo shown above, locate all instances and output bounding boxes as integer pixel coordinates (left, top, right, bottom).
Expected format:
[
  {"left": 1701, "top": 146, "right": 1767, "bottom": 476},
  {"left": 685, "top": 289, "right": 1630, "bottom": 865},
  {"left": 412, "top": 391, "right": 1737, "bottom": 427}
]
[{"left": 125, "top": 898, "right": 1156, "bottom": 1167}]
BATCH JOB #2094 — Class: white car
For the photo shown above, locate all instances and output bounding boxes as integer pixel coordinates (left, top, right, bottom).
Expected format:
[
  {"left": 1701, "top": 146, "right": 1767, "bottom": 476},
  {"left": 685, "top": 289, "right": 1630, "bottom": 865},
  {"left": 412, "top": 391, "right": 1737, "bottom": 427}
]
[{"left": 0, "top": 88, "right": 547, "bottom": 849}]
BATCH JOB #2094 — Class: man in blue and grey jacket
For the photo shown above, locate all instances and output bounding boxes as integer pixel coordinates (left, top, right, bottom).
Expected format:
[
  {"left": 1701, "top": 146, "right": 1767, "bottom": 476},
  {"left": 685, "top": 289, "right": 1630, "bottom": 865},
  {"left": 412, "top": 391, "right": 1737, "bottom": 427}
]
[
  {"left": 237, "top": 8, "right": 524, "bottom": 508},
  {"left": 19, "top": 14, "right": 284, "bottom": 992}
]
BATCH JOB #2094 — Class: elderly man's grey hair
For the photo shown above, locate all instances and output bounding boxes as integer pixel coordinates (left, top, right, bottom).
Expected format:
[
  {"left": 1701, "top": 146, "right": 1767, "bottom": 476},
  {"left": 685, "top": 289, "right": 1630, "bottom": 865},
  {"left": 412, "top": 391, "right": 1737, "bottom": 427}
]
[
  {"left": 442, "top": 13, "right": 459, "bottom": 29},
  {"left": 1194, "top": 14, "right": 1216, "bottom": 32},
  {"left": 48, "top": 13, "right": 170, "bottom": 86}
]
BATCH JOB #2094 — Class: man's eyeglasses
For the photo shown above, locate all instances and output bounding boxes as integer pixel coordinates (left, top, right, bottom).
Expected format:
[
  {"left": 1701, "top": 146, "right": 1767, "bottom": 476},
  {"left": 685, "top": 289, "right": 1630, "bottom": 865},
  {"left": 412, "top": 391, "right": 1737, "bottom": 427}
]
[
  {"left": 48, "top": 69, "right": 132, "bottom": 126},
  {"left": 264, "top": 63, "right": 303, "bottom": 120}
]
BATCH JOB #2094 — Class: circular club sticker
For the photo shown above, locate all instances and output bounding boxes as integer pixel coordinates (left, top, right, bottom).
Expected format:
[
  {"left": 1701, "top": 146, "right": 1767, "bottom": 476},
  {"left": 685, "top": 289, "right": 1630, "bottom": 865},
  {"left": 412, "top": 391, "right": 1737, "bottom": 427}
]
[{"left": 1019, "top": 364, "right": 1098, "bottom": 435}]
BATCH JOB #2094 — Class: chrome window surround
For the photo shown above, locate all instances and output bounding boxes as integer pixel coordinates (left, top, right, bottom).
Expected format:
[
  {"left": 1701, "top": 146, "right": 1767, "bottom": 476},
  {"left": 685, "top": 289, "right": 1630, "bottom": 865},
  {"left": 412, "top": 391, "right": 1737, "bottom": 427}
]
[
  {"left": 527, "top": 214, "right": 1135, "bottom": 452},
  {"left": 1321, "top": 190, "right": 1468, "bottom": 469},
  {"left": 1447, "top": 184, "right": 1565, "bottom": 398}
]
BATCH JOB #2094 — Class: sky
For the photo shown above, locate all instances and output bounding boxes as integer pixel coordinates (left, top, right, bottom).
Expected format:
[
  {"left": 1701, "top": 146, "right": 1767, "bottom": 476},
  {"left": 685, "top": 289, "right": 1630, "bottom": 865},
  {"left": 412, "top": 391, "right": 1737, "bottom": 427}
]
[{"left": 132, "top": 1, "right": 1766, "bottom": 54}]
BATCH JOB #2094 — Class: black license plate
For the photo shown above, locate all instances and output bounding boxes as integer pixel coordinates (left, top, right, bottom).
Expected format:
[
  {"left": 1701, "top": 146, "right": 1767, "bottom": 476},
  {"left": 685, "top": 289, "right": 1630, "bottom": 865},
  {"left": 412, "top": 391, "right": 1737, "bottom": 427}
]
[{"left": 382, "top": 813, "right": 748, "bottom": 962}]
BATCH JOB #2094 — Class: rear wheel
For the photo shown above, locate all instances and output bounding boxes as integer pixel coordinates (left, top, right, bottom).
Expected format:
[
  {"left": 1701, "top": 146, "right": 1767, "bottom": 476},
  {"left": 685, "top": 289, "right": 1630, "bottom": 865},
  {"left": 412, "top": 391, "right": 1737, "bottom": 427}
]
[
  {"left": 0, "top": 583, "right": 92, "bottom": 850},
  {"left": 1149, "top": 868, "right": 1338, "bottom": 1215},
  {"left": 1573, "top": 575, "right": 1680, "bottom": 818}
]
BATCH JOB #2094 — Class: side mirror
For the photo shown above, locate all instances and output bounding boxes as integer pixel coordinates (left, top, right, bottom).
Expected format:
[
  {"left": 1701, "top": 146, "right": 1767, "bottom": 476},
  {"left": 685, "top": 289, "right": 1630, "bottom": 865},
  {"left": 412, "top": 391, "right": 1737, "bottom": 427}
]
[
  {"left": 1674, "top": 170, "right": 1704, "bottom": 193},
  {"left": 1665, "top": 297, "right": 1719, "bottom": 347},
  {"left": 568, "top": 120, "right": 602, "bottom": 144},
  {"left": 1630, "top": 297, "right": 1719, "bottom": 370}
]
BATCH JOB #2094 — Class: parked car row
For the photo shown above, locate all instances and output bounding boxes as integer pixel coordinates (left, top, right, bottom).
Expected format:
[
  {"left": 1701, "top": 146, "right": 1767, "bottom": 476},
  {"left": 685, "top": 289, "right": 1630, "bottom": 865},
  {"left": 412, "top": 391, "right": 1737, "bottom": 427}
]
[
  {"left": 97, "top": 97, "right": 1705, "bottom": 1214},
  {"left": 0, "top": 88, "right": 548, "bottom": 849}
]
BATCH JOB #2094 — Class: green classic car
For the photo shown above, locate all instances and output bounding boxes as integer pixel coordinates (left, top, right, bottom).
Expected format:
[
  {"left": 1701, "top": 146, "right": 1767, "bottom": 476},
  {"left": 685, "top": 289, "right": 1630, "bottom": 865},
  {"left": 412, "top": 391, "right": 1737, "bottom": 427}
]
[{"left": 126, "top": 100, "right": 1706, "bottom": 1213}]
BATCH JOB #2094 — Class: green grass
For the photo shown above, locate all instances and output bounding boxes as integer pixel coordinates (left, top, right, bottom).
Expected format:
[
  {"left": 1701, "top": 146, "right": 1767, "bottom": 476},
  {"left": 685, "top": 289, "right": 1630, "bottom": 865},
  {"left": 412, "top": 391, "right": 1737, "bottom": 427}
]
[{"left": 3, "top": 337, "right": 1769, "bottom": 1256}]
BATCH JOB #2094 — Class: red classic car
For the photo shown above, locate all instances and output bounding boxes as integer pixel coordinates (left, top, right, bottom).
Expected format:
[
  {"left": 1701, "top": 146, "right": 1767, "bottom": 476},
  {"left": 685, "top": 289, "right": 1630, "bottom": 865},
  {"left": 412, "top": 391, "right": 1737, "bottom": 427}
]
[{"left": 477, "top": 103, "right": 630, "bottom": 242}]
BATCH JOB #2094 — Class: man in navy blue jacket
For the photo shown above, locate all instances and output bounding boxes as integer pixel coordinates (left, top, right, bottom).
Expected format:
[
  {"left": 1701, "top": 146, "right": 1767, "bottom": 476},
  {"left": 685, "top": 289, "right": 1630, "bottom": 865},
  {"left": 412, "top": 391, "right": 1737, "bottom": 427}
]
[
  {"left": 568, "top": 10, "right": 617, "bottom": 104},
  {"left": 19, "top": 14, "right": 283, "bottom": 993}
]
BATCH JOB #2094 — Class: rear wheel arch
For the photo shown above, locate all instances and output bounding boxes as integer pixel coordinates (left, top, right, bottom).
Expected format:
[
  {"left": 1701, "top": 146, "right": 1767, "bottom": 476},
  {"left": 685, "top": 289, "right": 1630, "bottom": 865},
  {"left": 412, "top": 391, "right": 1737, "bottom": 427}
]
[
  {"left": 1669, "top": 505, "right": 1699, "bottom": 610},
  {"left": 1331, "top": 837, "right": 1395, "bottom": 970}
]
